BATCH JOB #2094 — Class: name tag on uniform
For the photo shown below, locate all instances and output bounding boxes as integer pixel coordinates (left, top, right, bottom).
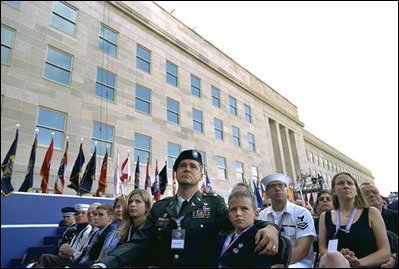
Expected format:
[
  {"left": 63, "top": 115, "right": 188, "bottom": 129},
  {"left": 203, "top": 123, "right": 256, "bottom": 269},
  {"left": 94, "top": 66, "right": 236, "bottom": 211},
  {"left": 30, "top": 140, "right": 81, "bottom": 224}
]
[
  {"left": 171, "top": 229, "right": 185, "bottom": 249},
  {"left": 328, "top": 239, "right": 338, "bottom": 252}
]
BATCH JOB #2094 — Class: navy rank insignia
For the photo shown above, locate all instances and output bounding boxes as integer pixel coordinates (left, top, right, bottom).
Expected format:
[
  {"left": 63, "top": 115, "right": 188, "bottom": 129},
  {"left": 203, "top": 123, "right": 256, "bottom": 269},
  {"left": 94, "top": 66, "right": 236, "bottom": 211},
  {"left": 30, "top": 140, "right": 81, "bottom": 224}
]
[{"left": 296, "top": 215, "right": 308, "bottom": 230}]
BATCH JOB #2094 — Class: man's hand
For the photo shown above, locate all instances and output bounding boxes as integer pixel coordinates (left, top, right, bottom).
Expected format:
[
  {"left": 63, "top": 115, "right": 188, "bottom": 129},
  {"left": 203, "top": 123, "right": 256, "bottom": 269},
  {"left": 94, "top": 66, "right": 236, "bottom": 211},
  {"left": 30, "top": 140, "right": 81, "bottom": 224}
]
[
  {"left": 254, "top": 224, "right": 279, "bottom": 255},
  {"left": 58, "top": 243, "right": 74, "bottom": 257},
  {"left": 381, "top": 256, "right": 396, "bottom": 268}
]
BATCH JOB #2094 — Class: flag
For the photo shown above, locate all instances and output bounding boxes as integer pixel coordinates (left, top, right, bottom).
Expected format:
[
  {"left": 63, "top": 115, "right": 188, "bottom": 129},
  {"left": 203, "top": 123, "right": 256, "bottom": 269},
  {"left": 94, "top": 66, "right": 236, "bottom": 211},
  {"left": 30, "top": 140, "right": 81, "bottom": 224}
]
[
  {"left": 119, "top": 155, "right": 130, "bottom": 196},
  {"left": 113, "top": 153, "right": 121, "bottom": 196},
  {"left": 19, "top": 134, "right": 38, "bottom": 192},
  {"left": 95, "top": 151, "right": 108, "bottom": 196},
  {"left": 159, "top": 161, "right": 168, "bottom": 195},
  {"left": 134, "top": 155, "right": 140, "bottom": 189},
  {"left": 252, "top": 179, "right": 263, "bottom": 209},
  {"left": 287, "top": 185, "right": 295, "bottom": 202},
  {"left": 54, "top": 141, "right": 68, "bottom": 194},
  {"left": 201, "top": 170, "right": 212, "bottom": 193},
  {"left": 40, "top": 138, "right": 54, "bottom": 193},
  {"left": 68, "top": 143, "right": 85, "bottom": 192},
  {"left": 144, "top": 158, "right": 152, "bottom": 197},
  {"left": 151, "top": 159, "right": 161, "bottom": 201},
  {"left": 120, "top": 155, "right": 131, "bottom": 182},
  {"left": 172, "top": 170, "right": 177, "bottom": 195},
  {"left": 78, "top": 148, "right": 96, "bottom": 195},
  {"left": 1, "top": 128, "right": 19, "bottom": 197}
]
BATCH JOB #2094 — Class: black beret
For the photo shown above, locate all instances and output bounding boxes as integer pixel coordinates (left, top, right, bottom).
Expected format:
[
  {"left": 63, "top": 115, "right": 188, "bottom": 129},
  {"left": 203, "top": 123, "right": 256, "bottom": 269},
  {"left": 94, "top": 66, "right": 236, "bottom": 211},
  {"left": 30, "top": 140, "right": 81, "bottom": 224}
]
[
  {"left": 173, "top": 150, "right": 203, "bottom": 172},
  {"left": 61, "top": 207, "right": 77, "bottom": 216}
]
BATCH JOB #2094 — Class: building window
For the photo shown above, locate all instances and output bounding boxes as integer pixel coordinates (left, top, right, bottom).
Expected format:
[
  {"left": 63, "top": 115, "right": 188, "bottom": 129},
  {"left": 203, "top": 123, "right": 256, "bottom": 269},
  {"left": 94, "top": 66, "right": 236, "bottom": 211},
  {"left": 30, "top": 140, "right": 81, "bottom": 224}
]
[
  {"left": 214, "top": 118, "right": 224, "bottom": 140},
  {"left": 135, "top": 85, "right": 151, "bottom": 114},
  {"left": 1, "top": 26, "right": 15, "bottom": 64},
  {"left": 168, "top": 142, "right": 180, "bottom": 170},
  {"left": 166, "top": 61, "right": 178, "bottom": 86},
  {"left": 136, "top": 44, "right": 151, "bottom": 73},
  {"left": 229, "top": 96, "right": 237, "bottom": 116},
  {"left": 4, "top": 1, "right": 22, "bottom": 8},
  {"left": 134, "top": 133, "right": 151, "bottom": 164},
  {"left": 244, "top": 104, "right": 252, "bottom": 123},
  {"left": 167, "top": 98, "right": 180, "bottom": 124},
  {"left": 232, "top": 126, "right": 241, "bottom": 147},
  {"left": 251, "top": 166, "right": 259, "bottom": 182},
  {"left": 211, "top": 86, "right": 221, "bottom": 108},
  {"left": 37, "top": 107, "right": 66, "bottom": 148},
  {"left": 92, "top": 122, "right": 114, "bottom": 157},
  {"left": 51, "top": 1, "right": 77, "bottom": 36},
  {"left": 235, "top": 161, "right": 244, "bottom": 182},
  {"left": 197, "top": 150, "right": 207, "bottom": 169},
  {"left": 193, "top": 108, "right": 203, "bottom": 133},
  {"left": 99, "top": 24, "right": 118, "bottom": 57},
  {"left": 191, "top": 75, "right": 201, "bottom": 98},
  {"left": 95, "top": 67, "right": 116, "bottom": 101},
  {"left": 247, "top": 132, "right": 255, "bottom": 152},
  {"left": 217, "top": 156, "right": 227, "bottom": 180},
  {"left": 44, "top": 47, "right": 72, "bottom": 86}
]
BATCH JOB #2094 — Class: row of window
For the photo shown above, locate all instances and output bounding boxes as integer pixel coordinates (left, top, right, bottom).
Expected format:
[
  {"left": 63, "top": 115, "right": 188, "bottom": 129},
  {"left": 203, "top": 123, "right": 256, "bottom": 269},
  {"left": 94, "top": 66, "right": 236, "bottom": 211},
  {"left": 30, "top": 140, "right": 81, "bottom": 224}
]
[
  {"left": 33, "top": 107, "right": 259, "bottom": 181},
  {"left": 307, "top": 150, "right": 364, "bottom": 183},
  {"left": 1, "top": 1, "right": 254, "bottom": 126}
]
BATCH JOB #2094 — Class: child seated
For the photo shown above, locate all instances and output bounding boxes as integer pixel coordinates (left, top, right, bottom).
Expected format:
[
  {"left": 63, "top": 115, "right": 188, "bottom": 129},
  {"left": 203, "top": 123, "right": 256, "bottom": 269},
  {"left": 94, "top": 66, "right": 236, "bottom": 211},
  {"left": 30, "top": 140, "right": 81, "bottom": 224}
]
[{"left": 219, "top": 190, "right": 272, "bottom": 268}]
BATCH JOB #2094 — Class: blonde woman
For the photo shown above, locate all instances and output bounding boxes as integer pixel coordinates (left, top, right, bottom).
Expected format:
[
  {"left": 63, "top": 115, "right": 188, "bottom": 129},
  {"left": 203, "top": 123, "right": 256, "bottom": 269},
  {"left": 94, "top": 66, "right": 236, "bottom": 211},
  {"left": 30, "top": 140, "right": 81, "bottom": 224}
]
[
  {"left": 318, "top": 172, "right": 390, "bottom": 267},
  {"left": 119, "top": 189, "right": 152, "bottom": 244}
]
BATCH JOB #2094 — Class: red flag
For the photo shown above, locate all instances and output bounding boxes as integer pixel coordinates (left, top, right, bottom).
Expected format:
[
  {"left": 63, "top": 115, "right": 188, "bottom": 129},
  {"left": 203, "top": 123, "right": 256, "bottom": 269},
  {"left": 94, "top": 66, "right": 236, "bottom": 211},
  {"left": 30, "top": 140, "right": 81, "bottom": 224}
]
[
  {"left": 54, "top": 141, "right": 68, "bottom": 194},
  {"left": 120, "top": 155, "right": 131, "bottom": 182},
  {"left": 40, "top": 138, "right": 54, "bottom": 193},
  {"left": 96, "top": 152, "right": 108, "bottom": 196},
  {"left": 144, "top": 158, "right": 152, "bottom": 197}
]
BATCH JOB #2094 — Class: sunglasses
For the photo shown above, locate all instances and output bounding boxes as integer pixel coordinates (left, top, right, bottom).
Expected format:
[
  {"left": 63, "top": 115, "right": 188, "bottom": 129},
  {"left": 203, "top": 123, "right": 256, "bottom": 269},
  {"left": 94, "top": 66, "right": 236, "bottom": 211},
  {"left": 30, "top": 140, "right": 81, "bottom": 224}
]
[{"left": 318, "top": 197, "right": 331, "bottom": 202}]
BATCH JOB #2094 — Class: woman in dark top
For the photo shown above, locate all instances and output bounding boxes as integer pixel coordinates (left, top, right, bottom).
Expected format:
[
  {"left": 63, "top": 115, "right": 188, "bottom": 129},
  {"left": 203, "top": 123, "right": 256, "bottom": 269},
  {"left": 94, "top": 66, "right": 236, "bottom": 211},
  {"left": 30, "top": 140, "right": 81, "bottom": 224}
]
[{"left": 318, "top": 172, "right": 390, "bottom": 267}]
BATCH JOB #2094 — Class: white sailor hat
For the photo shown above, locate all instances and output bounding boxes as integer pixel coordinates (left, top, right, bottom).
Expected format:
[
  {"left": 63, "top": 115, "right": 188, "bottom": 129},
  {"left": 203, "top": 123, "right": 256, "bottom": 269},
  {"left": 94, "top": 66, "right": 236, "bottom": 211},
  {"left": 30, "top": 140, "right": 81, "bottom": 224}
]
[
  {"left": 261, "top": 173, "right": 292, "bottom": 190},
  {"left": 74, "top": 203, "right": 90, "bottom": 212}
]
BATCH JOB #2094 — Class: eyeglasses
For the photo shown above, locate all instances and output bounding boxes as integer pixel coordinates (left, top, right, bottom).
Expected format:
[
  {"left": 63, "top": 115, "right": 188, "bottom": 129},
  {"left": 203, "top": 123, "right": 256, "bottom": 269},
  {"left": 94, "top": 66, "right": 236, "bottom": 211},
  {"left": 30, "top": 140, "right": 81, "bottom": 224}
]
[
  {"left": 363, "top": 190, "right": 379, "bottom": 196},
  {"left": 318, "top": 197, "right": 331, "bottom": 202}
]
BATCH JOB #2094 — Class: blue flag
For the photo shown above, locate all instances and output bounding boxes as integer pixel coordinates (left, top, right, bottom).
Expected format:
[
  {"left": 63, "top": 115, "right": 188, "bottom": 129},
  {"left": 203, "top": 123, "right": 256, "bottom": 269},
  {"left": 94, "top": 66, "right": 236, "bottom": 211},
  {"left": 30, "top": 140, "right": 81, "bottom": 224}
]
[
  {"left": 252, "top": 179, "right": 263, "bottom": 209},
  {"left": 1, "top": 129, "right": 19, "bottom": 197},
  {"left": 201, "top": 170, "right": 213, "bottom": 193},
  {"left": 19, "top": 134, "right": 37, "bottom": 192},
  {"left": 68, "top": 143, "right": 85, "bottom": 192},
  {"left": 78, "top": 148, "right": 96, "bottom": 195}
]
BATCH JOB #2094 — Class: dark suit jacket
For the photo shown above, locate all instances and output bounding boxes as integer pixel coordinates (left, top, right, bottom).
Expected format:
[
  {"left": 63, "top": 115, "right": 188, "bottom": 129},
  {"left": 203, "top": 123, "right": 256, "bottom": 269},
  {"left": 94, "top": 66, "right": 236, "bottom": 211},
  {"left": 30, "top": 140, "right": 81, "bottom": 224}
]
[{"left": 218, "top": 225, "right": 272, "bottom": 268}]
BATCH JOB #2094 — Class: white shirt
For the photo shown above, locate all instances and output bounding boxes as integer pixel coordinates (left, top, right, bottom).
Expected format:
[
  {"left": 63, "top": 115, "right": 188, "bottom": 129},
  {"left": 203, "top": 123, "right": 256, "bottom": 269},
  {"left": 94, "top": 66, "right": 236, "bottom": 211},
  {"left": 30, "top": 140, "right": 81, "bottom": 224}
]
[{"left": 259, "top": 200, "right": 316, "bottom": 268}]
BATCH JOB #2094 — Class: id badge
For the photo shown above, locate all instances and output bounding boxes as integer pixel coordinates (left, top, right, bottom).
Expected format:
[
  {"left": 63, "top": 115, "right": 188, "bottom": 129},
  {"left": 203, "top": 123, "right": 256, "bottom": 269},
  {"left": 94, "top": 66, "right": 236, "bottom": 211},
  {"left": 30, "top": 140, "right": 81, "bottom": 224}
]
[
  {"left": 171, "top": 229, "right": 185, "bottom": 249},
  {"left": 327, "top": 239, "right": 338, "bottom": 252}
]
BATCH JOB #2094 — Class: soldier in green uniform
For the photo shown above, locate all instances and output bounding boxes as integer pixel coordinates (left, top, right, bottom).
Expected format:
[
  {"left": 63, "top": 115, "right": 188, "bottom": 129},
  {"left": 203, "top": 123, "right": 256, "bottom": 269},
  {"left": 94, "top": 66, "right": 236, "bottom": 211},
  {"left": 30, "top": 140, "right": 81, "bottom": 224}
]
[{"left": 93, "top": 150, "right": 279, "bottom": 268}]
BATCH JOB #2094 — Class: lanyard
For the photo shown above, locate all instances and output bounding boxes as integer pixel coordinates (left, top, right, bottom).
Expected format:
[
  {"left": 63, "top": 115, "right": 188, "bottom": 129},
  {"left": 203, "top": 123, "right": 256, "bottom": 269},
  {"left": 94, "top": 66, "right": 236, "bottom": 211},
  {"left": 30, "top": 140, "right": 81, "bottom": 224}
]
[
  {"left": 271, "top": 211, "right": 287, "bottom": 229},
  {"left": 221, "top": 226, "right": 252, "bottom": 254},
  {"left": 335, "top": 207, "right": 358, "bottom": 236},
  {"left": 172, "top": 216, "right": 185, "bottom": 229}
]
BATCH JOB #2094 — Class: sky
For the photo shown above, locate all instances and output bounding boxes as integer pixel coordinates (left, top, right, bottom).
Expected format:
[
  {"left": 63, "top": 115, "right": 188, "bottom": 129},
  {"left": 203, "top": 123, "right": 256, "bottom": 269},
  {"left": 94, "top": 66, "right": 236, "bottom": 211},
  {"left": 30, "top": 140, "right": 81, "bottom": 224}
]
[{"left": 156, "top": 1, "right": 398, "bottom": 196}]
